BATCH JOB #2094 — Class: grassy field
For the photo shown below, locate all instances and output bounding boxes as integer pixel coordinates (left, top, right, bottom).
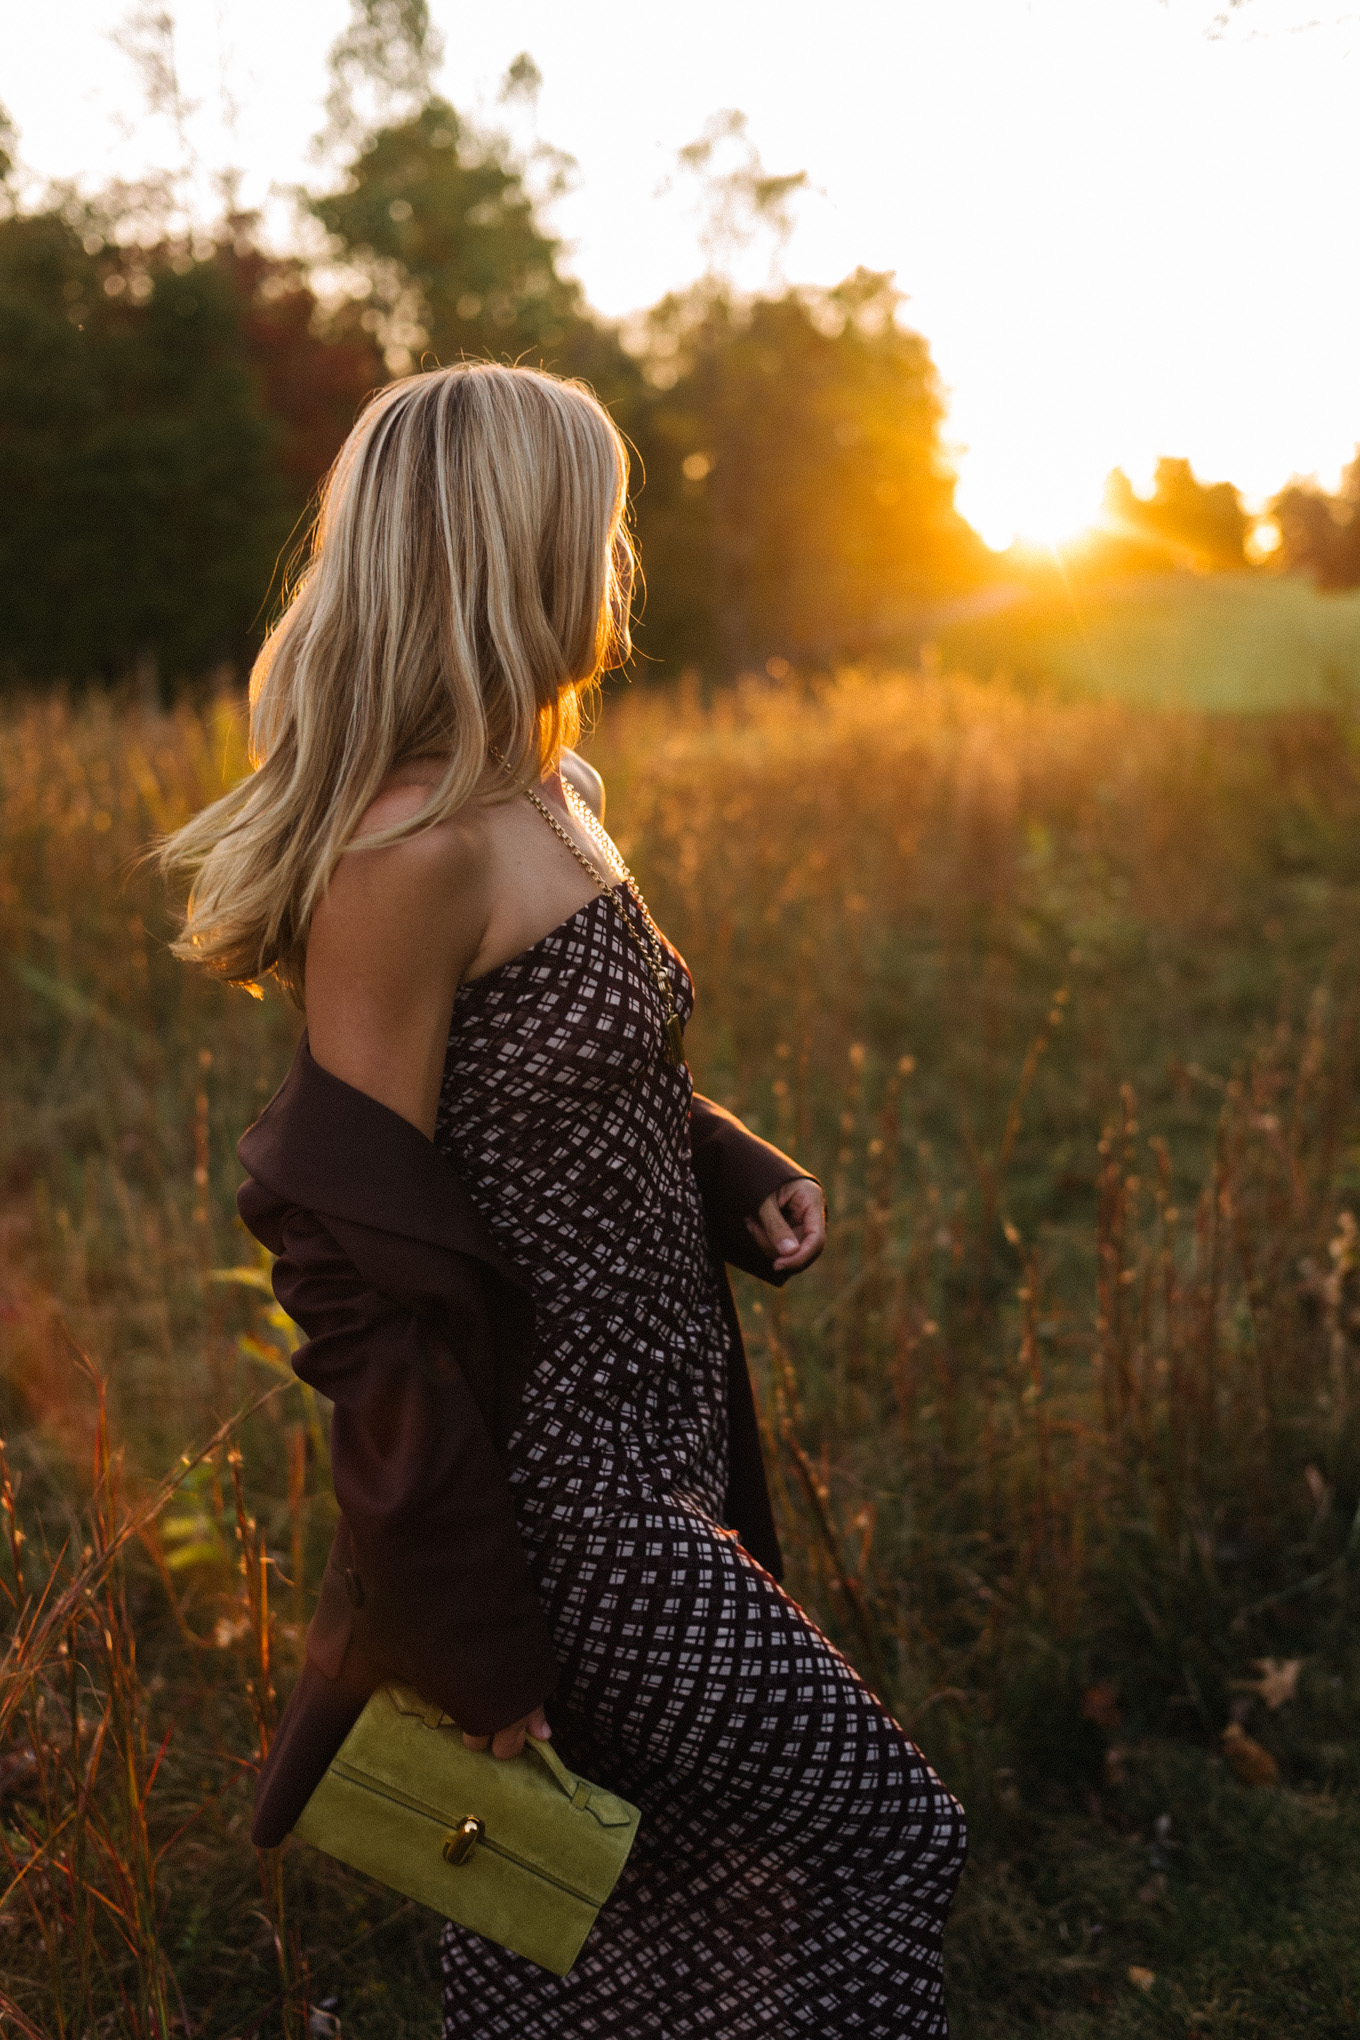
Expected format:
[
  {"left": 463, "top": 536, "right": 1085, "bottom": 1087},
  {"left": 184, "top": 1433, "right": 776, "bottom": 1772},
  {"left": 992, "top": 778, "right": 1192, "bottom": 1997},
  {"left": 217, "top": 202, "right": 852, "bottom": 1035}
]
[
  {"left": 3, "top": 667, "right": 1360, "bottom": 2035},
  {"left": 928, "top": 571, "right": 1360, "bottom": 711}
]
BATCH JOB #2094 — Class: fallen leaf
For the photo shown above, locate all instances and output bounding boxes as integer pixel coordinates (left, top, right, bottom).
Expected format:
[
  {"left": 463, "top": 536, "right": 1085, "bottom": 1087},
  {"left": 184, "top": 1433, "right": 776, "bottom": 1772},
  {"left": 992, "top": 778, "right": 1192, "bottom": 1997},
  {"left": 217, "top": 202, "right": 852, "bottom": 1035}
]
[
  {"left": 1082, "top": 1681, "right": 1121, "bottom": 1729},
  {"left": 1222, "top": 1721, "right": 1279, "bottom": 1787},
  {"left": 1128, "top": 1965, "right": 1156, "bottom": 1992},
  {"left": 1248, "top": 1657, "right": 1303, "bottom": 1711},
  {"left": 1136, "top": 1872, "right": 1167, "bottom": 1904}
]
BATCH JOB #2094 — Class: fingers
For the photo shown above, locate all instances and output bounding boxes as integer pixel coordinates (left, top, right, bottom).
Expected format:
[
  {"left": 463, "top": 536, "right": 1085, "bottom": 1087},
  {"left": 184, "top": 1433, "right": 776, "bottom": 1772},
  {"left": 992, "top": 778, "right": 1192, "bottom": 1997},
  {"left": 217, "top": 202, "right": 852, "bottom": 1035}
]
[
  {"left": 756, "top": 1190, "right": 797, "bottom": 1259},
  {"left": 464, "top": 1706, "right": 553, "bottom": 1760},
  {"left": 491, "top": 1720, "right": 528, "bottom": 1760},
  {"left": 746, "top": 1182, "right": 826, "bottom": 1270},
  {"left": 770, "top": 1178, "right": 826, "bottom": 1271},
  {"left": 464, "top": 1722, "right": 525, "bottom": 1758}
]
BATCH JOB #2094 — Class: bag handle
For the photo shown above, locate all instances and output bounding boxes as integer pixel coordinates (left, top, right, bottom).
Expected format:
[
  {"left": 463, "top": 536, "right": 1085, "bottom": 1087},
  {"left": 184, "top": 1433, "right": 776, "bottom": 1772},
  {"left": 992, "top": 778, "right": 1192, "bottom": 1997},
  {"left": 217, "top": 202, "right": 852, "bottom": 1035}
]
[
  {"left": 387, "top": 1685, "right": 634, "bottom": 1829},
  {"left": 525, "top": 1734, "right": 634, "bottom": 1829},
  {"left": 526, "top": 1731, "right": 587, "bottom": 1801}
]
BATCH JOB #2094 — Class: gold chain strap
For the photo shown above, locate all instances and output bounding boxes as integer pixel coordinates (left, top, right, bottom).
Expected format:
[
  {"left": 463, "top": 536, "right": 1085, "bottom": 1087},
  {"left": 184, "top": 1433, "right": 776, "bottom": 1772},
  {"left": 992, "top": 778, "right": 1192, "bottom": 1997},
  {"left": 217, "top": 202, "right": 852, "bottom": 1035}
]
[{"left": 495, "top": 755, "right": 687, "bottom": 1071}]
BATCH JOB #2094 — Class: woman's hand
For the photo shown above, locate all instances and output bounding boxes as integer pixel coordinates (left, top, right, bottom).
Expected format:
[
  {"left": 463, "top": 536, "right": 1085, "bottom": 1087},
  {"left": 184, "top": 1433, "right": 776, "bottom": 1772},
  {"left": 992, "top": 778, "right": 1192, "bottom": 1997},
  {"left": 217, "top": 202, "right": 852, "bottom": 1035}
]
[
  {"left": 462, "top": 1704, "right": 552, "bottom": 1761},
  {"left": 746, "top": 1178, "right": 826, "bottom": 1273}
]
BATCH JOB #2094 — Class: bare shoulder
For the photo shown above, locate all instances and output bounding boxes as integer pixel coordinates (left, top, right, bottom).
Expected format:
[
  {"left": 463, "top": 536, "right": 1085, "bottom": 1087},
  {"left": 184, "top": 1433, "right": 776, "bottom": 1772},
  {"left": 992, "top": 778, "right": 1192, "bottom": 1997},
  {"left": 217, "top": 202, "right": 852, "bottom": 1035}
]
[
  {"left": 560, "top": 747, "right": 605, "bottom": 822},
  {"left": 304, "top": 782, "right": 492, "bottom": 1132},
  {"left": 315, "top": 783, "right": 489, "bottom": 953}
]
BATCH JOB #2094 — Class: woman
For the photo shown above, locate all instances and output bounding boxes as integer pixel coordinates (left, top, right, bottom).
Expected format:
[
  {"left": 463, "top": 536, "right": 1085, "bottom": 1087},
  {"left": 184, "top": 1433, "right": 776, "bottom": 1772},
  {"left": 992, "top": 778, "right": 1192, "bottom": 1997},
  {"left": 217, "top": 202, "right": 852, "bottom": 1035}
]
[{"left": 164, "top": 363, "right": 966, "bottom": 2036}]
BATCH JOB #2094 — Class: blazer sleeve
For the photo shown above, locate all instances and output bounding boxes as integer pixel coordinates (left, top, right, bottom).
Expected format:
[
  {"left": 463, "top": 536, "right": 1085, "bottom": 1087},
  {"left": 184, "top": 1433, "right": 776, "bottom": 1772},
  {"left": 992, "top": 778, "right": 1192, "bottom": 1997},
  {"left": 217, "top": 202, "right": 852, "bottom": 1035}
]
[
  {"left": 241, "top": 1186, "right": 559, "bottom": 1736},
  {"left": 689, "top": 1090, "right": 820, "bottom": 1285}
]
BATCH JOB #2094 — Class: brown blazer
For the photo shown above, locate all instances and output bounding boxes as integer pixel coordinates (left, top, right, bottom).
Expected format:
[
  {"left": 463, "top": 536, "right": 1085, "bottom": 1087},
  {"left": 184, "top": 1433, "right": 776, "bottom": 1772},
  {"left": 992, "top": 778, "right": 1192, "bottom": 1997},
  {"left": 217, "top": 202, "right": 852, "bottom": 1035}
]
[{"left": 236, "top": 1039, "right": 814, "bottom": 1847}]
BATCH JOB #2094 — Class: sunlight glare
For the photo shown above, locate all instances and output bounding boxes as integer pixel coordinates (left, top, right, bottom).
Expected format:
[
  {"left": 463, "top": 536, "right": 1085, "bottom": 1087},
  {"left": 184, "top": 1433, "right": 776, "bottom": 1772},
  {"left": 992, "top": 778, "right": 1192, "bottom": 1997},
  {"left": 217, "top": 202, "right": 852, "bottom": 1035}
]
[
  {"left": 1245, "top": 518, "right": 1283, "bottom": 564},
  {"left": 955, "top": 470, "right": 1103, "bottom": 557}
]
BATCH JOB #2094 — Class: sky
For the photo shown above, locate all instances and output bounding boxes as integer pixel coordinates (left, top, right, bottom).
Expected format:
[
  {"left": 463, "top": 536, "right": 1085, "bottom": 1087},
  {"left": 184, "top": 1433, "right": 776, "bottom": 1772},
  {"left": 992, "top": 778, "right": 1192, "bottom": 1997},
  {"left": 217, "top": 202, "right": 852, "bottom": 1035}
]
[{"left": 4, "top": 0, "right": 1357, "bottom": 548}]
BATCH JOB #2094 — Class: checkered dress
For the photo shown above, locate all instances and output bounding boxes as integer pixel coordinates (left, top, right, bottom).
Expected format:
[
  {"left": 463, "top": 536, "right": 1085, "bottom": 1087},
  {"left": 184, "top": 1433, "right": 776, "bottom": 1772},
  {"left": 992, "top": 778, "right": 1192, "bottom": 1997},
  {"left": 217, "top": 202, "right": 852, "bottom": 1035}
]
[{"left": 434, "top": 885, "right": 966, "bottom": 2037}]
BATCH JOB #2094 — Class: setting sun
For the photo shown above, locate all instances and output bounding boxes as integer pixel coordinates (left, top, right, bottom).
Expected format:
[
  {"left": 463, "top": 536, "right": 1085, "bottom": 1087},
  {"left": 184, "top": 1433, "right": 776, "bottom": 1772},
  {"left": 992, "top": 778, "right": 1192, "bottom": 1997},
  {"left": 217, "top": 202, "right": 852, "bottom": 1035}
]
[{"left": 955, "top": 471, "right": 1105, "bottom": 556}]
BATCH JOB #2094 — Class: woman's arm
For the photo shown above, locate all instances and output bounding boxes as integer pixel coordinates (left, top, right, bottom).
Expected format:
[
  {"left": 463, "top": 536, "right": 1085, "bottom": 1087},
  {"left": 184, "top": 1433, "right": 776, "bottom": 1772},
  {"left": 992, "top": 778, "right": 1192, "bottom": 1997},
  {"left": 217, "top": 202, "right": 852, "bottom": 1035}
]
[
  {"left": 689, "top": 1093, "right": 825, "bottom": 1281},
  {"left": 295, "top": 787, "right": 551, "bottom": 1756}
]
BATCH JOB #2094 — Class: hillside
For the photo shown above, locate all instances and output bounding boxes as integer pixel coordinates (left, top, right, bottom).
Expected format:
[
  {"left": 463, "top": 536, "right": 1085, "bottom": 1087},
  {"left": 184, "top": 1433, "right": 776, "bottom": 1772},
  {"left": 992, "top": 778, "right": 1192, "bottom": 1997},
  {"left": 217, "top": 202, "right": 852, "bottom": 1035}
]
[{"left": 927, "top": 572, "right": 1360, "bottom": 711}]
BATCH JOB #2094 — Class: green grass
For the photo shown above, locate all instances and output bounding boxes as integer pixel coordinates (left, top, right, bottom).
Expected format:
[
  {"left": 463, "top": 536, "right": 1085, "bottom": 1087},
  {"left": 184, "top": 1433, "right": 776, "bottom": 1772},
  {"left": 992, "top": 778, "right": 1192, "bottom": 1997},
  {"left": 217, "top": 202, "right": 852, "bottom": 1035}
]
[
  {"left": 951, "top": 1736, "right": 1360, "bottom": 2036},
  {"left": 929, "top": 572, "right": 1360, "bottom": 711}
]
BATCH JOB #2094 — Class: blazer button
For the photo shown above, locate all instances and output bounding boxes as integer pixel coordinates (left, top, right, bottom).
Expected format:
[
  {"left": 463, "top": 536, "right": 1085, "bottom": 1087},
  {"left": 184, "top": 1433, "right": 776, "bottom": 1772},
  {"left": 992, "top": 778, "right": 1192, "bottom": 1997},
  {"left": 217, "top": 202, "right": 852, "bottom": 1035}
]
[{"left": 344, "top": 1567, "right": 365, "bottom": 1609}]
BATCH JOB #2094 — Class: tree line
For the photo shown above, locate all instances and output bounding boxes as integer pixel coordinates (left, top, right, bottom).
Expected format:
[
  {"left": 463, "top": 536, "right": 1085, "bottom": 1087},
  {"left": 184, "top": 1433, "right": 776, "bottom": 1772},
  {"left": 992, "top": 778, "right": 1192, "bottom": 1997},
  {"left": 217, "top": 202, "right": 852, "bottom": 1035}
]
[
  {"left": 0, "top": 17, "right": 1354, "bottom": 695},
  {"left": 0, "top": 81, "right": 993, "bottom": 694},
  {"left": 1089, "top": 455, "right": 1360, "bottom": 583}
]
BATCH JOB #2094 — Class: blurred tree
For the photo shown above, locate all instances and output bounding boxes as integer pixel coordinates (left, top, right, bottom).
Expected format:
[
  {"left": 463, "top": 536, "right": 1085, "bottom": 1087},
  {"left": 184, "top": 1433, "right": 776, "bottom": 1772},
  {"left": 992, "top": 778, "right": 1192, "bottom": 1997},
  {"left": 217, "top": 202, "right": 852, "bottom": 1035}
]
[
  {"left": 673, "top": 110, "right": 808, "bottom": 288},
  {"left": 214, "top": 233, "right": 383, "bottom": 508},
  {"left": 0, "top": 101, "right": 17, "bottom": 193},
  {"left": 1101, "top": 457, "right": 1249, "bottom": 571},
  {"left": 501, "top": 52, "right": 545, "bottom": 104},
  {"left": 0, "top": 56, "right": 985, "bottom": 688},
  {"left": 0, "top": 217, "right": 273, "bottom": 686},
  {"left": 319, "top": 0, "right": 443, "bottom": 158},
  {"left": 0, "top": 216, "right": 381, "bottom": 689},
  {"left": 1268, "top": 453, "right": 1360, "bottom": 589},
  {"left": 311, "top": 9, "right": 638, "bottom": 394},
  {"left": 627, "top": 271, "right": 986, "bottom": 674},
  {"left": 310, "top": 98, "right": 610, "bottom": 381}
]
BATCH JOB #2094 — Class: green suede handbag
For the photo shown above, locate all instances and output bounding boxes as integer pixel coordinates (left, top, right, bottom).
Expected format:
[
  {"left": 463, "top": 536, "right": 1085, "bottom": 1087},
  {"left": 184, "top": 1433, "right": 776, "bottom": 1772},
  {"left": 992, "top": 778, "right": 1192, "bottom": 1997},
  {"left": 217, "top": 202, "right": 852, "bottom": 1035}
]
[{"left": 293, "top": 1683, "right": 640, "bottom": 1976}]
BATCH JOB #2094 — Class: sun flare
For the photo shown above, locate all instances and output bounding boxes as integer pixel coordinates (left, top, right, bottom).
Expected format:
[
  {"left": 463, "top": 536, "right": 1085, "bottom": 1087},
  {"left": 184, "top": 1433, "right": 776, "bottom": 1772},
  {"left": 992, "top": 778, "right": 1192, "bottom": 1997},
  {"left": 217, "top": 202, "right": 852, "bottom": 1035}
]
[{"left": 956, "top": 472, "right": 1103, "bottom": 556}]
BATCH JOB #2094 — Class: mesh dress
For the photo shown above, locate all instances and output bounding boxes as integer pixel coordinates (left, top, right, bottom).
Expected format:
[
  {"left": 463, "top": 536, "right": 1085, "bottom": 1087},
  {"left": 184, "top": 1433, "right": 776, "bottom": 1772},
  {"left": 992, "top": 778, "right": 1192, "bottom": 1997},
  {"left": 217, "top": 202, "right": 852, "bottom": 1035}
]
[{"left": 433, "top": 881, "right": 967, "bottom": 2038}]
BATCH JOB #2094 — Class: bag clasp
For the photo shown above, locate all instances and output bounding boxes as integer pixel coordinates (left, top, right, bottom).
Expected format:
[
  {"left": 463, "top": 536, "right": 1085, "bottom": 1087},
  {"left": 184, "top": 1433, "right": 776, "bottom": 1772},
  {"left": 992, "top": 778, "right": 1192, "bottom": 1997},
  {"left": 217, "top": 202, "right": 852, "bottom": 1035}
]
[{"left": 442, "top": 1816, "right": 485, "bottom": 1867}]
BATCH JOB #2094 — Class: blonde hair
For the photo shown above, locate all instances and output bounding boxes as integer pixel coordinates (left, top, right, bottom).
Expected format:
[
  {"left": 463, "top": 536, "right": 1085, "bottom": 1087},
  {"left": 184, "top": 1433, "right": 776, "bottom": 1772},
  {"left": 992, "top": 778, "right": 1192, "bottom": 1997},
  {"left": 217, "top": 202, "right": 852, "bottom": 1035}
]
[{"left": 162, "top": 362, "right": 632, "bottom": 1003}]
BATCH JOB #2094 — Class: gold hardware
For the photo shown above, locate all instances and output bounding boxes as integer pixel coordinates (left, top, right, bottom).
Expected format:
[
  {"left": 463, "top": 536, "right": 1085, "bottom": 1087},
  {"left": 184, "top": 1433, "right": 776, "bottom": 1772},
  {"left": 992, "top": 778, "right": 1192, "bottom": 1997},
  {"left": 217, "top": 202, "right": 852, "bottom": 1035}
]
[{"left": 442, "top": 1816, "right": 484, "bottom": 1866}]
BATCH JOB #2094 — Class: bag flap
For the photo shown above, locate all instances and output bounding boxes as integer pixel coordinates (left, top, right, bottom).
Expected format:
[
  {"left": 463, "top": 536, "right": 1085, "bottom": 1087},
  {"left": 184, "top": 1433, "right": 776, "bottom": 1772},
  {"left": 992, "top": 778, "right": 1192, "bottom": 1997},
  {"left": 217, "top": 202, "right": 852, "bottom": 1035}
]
[
  {"left": 330, "top": 1685, "right": 638, "bottom": 1901},
  {"left": 385, "top": 1684, "right": 632, "bottom": 1825}
]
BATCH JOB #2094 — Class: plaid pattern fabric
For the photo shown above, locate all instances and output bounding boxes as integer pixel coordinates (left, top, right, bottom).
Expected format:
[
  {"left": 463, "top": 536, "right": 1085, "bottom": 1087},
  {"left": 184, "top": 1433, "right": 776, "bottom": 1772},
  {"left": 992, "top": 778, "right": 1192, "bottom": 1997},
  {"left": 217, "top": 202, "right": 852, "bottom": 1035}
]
[{"left": 434, "top": 888, "right": 966, "bottom": 2035}]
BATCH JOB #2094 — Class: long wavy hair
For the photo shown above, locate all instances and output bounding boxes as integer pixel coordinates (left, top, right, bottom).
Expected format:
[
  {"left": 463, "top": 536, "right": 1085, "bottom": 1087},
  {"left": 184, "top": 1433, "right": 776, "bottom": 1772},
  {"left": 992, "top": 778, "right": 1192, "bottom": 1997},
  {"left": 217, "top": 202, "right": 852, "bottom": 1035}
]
[{"left": 161, "top": 362, "right": 633, "bottom": 1004}]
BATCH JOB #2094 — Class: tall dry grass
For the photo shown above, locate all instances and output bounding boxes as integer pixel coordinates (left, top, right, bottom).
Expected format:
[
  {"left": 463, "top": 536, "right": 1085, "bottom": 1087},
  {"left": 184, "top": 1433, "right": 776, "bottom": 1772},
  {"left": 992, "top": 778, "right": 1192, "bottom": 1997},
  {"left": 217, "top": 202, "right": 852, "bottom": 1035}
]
[
  {"left": 591, "top": 672, "right": 1360, "bottom": 1779},
  {"left": 3, "top": 670, "right": 1360, "bottom": 2031}
]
